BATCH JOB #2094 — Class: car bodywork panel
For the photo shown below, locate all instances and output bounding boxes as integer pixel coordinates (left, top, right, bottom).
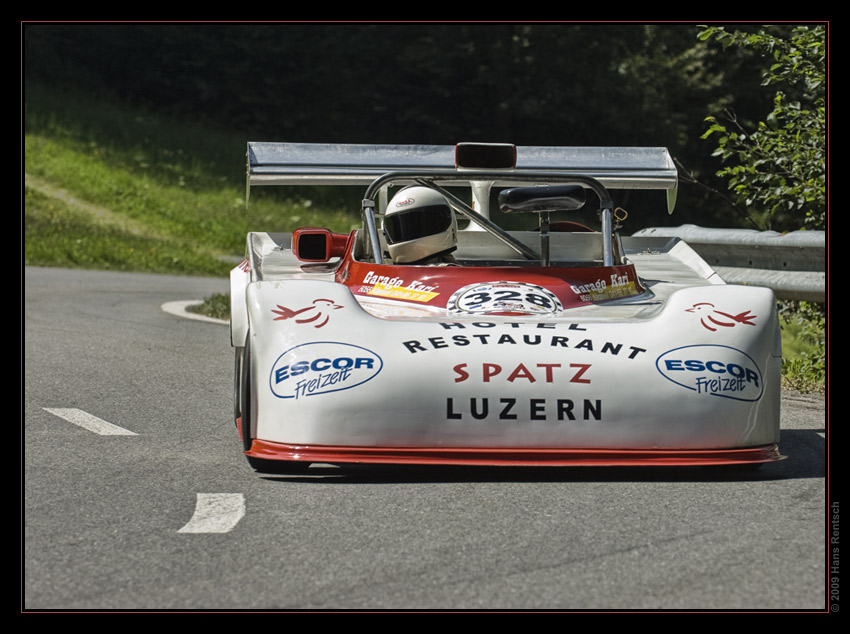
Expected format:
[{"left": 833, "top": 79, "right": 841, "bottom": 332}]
[{"left": 230, "top": 143, "right": 782, "bottom": 469}]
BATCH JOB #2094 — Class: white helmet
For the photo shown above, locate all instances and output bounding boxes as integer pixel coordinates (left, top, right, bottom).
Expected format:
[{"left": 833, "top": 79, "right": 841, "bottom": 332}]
[{"left": 383, "top": 186, "right": 457, "bottom": 263}]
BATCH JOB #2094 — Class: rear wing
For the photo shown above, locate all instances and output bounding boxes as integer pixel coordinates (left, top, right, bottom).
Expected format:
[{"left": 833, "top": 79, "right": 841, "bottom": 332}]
[
  {"left": 246, "top": 142, "right": 678, "bottom": 206},
  {"left": 246, "top": 142, "right": 679, "bottom": 267}
]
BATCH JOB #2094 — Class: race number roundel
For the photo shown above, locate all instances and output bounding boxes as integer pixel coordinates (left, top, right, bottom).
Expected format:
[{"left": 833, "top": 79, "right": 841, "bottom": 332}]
[{"left": 447, "top": 281, "right": 563, "bottom": 315}]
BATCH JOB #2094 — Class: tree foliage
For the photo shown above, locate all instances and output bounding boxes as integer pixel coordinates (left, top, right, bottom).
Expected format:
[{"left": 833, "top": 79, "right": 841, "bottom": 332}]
[
  {"left": 698, "top": 25, "right": 826, "bottom": 392},
  {"left": 700, "top": 25, "right": 826, "bottom": 231},
  {"left": 26, "top": 23, "right": 824, "bottom": 230}
]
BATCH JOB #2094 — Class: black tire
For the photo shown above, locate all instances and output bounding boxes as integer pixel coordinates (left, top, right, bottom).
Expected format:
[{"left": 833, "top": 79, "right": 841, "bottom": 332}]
[
  {"left": 233, "top": 346, "right": 244, "bottom": 424},
  {"left": 721, "top": 462, "right": 766, "bottom": 472},
  {"left": 247, "top": 456, "right": 311, "bottom": 474},
  {"left": 240, "top": 339, "right": 253, "bottom": 452},
  {"left": 239, "top": 339, "right": 312, "bottom": 474},
  {"left": 699, "top": 462, "right": 766, "bottom": 476}
]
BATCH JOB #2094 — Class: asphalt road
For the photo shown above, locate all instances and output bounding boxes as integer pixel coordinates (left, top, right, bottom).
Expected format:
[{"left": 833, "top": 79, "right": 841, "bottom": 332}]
[{"left": 23, "top": 266, "right": 829, "bottom": 611}]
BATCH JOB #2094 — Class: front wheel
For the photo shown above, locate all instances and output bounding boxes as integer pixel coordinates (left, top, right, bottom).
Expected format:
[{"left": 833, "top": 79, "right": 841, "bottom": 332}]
[
  {"left": 233, "top": 346, "right": 244, "bottom": 424},
  {"left": 238, "top": 337, "right": 311, "bottom": 474},
  {"left": 239, "top": 339, "right": 254, "bottom": 452},
  {"left": 247, "top": 456, "right": 311, "bottom": 474}
]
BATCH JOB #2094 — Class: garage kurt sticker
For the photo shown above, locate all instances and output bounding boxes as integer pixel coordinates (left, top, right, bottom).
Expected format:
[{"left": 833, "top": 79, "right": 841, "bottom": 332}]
[
  {"left": 270, "top": 342, "right": 383, "bottom": 399},
  {"left": 656, "top": 345, "right": 763, "bottom": 401},
  {"left": 447, "top": 281, "right": 563, "bottom": 315}
]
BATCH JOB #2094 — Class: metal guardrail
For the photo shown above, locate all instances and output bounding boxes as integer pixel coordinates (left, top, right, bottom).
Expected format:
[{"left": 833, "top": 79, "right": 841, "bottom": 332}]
[{"left": 632, "top": 225, "right": 826, "bottom": 302}]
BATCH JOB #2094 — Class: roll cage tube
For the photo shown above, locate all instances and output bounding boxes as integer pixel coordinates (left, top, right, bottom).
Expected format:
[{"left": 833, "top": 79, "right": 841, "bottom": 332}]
[
  {"left": 361, "top": 171, "right": 617, "bottom": 266},
  {"left": 421, "top": 180, "right": 538, "bottom": 261},
  {"left": 362, "top": 197, "right": 383, "bottom": 264}
]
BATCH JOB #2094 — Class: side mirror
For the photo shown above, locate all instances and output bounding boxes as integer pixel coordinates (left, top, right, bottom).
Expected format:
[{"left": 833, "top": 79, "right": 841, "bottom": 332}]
[{"left": 292, "top": 228, "right": 348, "bottom": 262}]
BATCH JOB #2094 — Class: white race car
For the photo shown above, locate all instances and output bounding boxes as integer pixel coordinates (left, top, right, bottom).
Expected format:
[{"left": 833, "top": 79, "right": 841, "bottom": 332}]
[{"left": 230, "top": 142, "right": 782, "bottom": 473}]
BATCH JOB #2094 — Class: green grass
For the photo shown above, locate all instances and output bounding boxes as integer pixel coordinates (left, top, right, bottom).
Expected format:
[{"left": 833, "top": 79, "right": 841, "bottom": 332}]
[
  {"left": 25, "top": 185, "right": 230, "bottom": 275},
  {"left": 779, "top": 302, "right": 826, "bottom": 394},
  {"left": 24, "top": 82, "right": 360, "bottom": 276},
  {"left": 188, "top": 292, "right": 230, "bottom": 321},
  {"left": 23, "top": 82, "right": 824, "bottom": 392}
]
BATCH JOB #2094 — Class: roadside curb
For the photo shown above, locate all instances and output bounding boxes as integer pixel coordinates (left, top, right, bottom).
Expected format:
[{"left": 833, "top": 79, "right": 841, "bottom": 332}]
[{"left": 161, "top": 300, "right": 228, "bottom": 325}]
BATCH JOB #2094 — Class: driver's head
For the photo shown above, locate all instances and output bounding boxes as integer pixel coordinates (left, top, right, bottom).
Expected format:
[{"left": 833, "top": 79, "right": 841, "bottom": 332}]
[{"left": 383, "top": 186, "right": 457, "bottom": 263}]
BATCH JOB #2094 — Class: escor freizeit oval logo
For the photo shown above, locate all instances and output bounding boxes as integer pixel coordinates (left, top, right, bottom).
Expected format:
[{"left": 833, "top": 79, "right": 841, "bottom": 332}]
[
  {"left": 656, "top": 344, "right": 764, "bottom": 402},
  {"left": 270, "top": 342, "right": 383, "bottom": 399}
]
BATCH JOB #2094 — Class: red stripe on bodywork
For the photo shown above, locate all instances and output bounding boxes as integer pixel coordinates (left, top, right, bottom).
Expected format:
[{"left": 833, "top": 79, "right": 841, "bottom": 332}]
[{"left": 246, "top": 439, "right": 784, "bottom": 467}]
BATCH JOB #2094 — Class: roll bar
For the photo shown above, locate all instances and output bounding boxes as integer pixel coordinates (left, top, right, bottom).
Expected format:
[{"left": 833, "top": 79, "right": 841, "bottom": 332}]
[{"left": 361, "top": 171, "right": 616, "bottom": 266}]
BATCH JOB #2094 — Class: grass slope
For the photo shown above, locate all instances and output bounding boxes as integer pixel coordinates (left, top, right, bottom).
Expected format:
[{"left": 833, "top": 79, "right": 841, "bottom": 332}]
[{"left": 24, "top": 83, "right": 359, "bottom": 276}]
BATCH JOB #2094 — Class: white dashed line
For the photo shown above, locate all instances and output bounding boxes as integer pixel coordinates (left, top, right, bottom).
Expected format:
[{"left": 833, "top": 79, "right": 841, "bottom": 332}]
[
  {"left": 178, "top": 493, "right": 246, "bottom": 534},
  {"left": 44, "top": 408, "right": 138, "bottom": 436}
]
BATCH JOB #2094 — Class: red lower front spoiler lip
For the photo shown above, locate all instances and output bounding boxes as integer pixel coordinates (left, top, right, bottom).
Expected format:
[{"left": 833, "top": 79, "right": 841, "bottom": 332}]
[{"left": 247, "top": 438, "right": 784, "bottom": 467}]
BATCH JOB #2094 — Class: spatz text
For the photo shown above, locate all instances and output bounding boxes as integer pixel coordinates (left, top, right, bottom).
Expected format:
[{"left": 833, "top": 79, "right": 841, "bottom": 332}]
[{"left": 452, "top": 362, "right": 591, "bottom": 384}]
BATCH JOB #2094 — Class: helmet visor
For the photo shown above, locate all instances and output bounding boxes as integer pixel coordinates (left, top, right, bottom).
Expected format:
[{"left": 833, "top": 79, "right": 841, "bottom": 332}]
[{"left": 384, "top": 205, "right": 453, "bottom": 245}]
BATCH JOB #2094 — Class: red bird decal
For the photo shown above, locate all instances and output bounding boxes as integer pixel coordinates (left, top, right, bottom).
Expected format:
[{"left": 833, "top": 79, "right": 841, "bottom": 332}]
[
  {"left": 686, "top": 302, "right": 757, "bottom": 332},
  {"left": 272, "top": 299, "right": 343, "bottom": 329}
]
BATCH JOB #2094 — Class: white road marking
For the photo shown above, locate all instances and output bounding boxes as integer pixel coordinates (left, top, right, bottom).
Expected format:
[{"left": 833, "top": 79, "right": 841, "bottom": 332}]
[
  {"left": 44, "top": 408, "right": 138, "bottom": 436},
  {"left": 178, "top": 493, "right": 246, "bottom": 534}
]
